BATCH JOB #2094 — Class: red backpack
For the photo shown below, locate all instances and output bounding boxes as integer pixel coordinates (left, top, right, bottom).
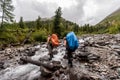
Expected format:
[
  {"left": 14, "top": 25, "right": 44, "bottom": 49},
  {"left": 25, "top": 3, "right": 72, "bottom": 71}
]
[{"left": 51, "top": 34, "right": 59, "bottom": 46}]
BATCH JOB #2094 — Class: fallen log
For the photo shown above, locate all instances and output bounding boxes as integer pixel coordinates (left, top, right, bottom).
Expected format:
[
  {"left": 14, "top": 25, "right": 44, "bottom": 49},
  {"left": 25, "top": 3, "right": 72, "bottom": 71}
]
[
  {"left": 111, "top": 65, "right": 120, "bottom": 69},
  {"left": 76, "top": 52, "right": 100, "bottom": 62},
  {"left": 20, "top": 57, "right": 61, "bottom": 71}
]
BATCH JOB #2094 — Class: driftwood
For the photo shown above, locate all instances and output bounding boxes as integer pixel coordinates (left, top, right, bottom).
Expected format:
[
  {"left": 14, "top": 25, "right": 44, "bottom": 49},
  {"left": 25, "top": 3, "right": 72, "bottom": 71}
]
[
  {"left": 21, "top": 30, "right": 33, "bottom": 45},
  {"left": 20, "top": 57, "right": 61, "bottom": 71},
  {"left": 76, "top": 52, "right": 100, "bottom": 62},
  {"left": 111, "top": 65, "right": 120, "bottom": 69},
  {"left": 20, "top": 57, "right": 62, "bottom": 78}
]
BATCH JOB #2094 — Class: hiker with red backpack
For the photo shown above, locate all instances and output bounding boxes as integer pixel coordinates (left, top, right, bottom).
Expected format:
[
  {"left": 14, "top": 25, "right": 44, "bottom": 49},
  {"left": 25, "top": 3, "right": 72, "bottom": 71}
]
[
  {"left": 64, "top": 32, "right": 79, "bottom": 67},
  {"left": 47, "top": 34, "right": 59, "bottom": 60}
]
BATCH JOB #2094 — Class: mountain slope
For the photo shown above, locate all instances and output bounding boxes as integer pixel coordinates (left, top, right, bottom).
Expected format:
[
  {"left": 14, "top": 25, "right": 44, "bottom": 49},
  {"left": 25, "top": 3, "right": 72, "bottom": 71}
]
[{"left": 97, "top": 8, "right": 120, "bottom": 26}]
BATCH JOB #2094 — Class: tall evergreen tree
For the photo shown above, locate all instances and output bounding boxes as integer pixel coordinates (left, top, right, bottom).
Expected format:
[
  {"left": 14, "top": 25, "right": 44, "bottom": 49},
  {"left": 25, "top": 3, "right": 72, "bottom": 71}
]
[
  {"left": 53, "top": 7, "right": 62, "bottom": 37},
  {"left": 19, "top": 17, "right": 24, "bottom": 28},
  {"left": 36, "top": 16, "right": 41, "bottom": 29},
  {"left": 74, "top": 23, "right": 79, "bottom": 33},
  {"left": 0, "top": 0, "right": 14, "bottom": 28}
]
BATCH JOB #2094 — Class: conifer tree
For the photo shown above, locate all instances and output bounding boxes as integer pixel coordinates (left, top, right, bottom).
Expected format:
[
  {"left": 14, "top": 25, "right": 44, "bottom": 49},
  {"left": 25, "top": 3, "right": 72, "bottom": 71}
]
[
  {"left": 36, "top": 16, "right": 41, "bottom": 29},
  {"left": 19, "top": 17, "right": 24, "bottom": 28},
  {"left": 53, "top": 7, "right": 62, "bottom": 37},
  {"left": 0, "top": 0, "right": 14, "bottom": 28}
]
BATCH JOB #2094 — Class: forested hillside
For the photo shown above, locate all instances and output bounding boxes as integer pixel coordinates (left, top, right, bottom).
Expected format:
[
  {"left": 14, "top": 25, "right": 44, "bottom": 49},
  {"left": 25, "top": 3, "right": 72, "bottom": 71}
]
[
  {"left": 0, "top": 0, "right": 120, "bottom": 47},
  {"left": 0, "top": 7, "right": 79, "bottom": 47}
]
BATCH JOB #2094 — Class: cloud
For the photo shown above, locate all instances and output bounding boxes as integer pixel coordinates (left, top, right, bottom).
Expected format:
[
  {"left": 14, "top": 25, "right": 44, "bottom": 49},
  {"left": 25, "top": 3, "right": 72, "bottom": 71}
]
[{"left": 13, "top": 0, "right": 120, "bottom": 25}]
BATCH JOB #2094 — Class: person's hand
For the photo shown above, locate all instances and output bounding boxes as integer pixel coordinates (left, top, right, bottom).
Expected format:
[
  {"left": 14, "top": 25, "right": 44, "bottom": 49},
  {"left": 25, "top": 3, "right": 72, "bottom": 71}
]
[
  {"left": 46, "top": 43, "right": 48, "bottom": 48},
  {"left": 63, "top": 40, "right": 66, "bottom": 47}
]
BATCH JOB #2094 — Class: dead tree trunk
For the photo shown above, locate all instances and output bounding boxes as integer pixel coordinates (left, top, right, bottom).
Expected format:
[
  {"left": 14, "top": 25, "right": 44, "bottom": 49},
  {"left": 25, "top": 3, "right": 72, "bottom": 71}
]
[
  {"left": 20, "top": 57, "right": 61, "bottom": 71},
  {"left": 21, "top": 30, "right": 33, "bottom": 45}
]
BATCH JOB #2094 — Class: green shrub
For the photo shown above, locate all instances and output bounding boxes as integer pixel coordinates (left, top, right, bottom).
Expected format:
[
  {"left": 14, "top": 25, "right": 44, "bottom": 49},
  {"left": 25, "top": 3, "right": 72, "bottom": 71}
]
[
  {"left": 32, "top": 30, "right": 47, "bottom": 42},
  {"left": 108, "top": 26, "right": 119, "bottom": 34},
  {"left": 0, "top": 32, "right": 18, "bottom": 44},
  {"left": 61, "top": 31, "right": 70, "bottom": 38}
]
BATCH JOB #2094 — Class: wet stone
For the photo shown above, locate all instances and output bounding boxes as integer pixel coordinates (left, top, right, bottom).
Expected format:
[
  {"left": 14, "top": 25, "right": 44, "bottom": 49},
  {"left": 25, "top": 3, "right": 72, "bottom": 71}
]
[
  {"left": 117, "top": 68, "right": 120, "bottom": 76},
  {"left": 1, "top": 34, "right": 120, "bottom": 80},
  {"left": 0, "top": 61, "right": 4, "bottom": 69},
  {"left": 40, "top": 66, "right": 53, "bottom": 78}
]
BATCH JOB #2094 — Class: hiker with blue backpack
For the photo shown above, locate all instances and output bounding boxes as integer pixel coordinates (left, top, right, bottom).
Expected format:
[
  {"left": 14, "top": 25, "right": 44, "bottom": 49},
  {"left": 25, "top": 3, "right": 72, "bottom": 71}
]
[{"left": 63, "top": 32, "right": 79, "bottom": 67}]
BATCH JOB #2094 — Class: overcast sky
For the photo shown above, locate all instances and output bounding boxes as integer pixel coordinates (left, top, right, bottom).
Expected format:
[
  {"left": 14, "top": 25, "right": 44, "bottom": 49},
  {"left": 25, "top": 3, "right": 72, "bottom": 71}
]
[{"left": 13, "top": 0, "right": 120, "bottom": 25}]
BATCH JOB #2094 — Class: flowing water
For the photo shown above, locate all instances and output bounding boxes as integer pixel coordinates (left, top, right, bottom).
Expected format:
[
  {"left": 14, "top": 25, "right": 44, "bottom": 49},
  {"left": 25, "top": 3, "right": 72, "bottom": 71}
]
[
  {"left": 0, "top": 35, "right": 119, "bottom": 80},
  {"left": 0, "top": 44, "right": 67, "bottom": 80}
]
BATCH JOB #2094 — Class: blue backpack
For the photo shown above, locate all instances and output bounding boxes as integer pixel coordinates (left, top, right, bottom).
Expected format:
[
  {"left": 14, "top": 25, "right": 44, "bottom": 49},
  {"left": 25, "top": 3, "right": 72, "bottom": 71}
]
[{"left": 66, "top": 32, "right": 79, "bottom": 51}]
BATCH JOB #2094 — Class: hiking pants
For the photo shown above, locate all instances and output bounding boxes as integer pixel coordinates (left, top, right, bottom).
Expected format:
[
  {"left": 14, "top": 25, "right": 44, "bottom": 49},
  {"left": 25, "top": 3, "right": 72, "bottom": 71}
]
[
  {"left": 47, "top": 43, "right": 53, "bottom": 60},
  {"left": 66, "top": 49, "right": 73, "bottom": 67}
]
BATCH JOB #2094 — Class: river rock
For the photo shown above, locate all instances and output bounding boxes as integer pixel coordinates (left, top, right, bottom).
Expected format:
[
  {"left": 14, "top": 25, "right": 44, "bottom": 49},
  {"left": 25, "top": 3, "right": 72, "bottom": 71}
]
[
  {"left": 0, "top": 61, "right": 4, "bottom": 69},
  {"left": 40, "top": 66, "right": 53, "bottom": 77}
]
